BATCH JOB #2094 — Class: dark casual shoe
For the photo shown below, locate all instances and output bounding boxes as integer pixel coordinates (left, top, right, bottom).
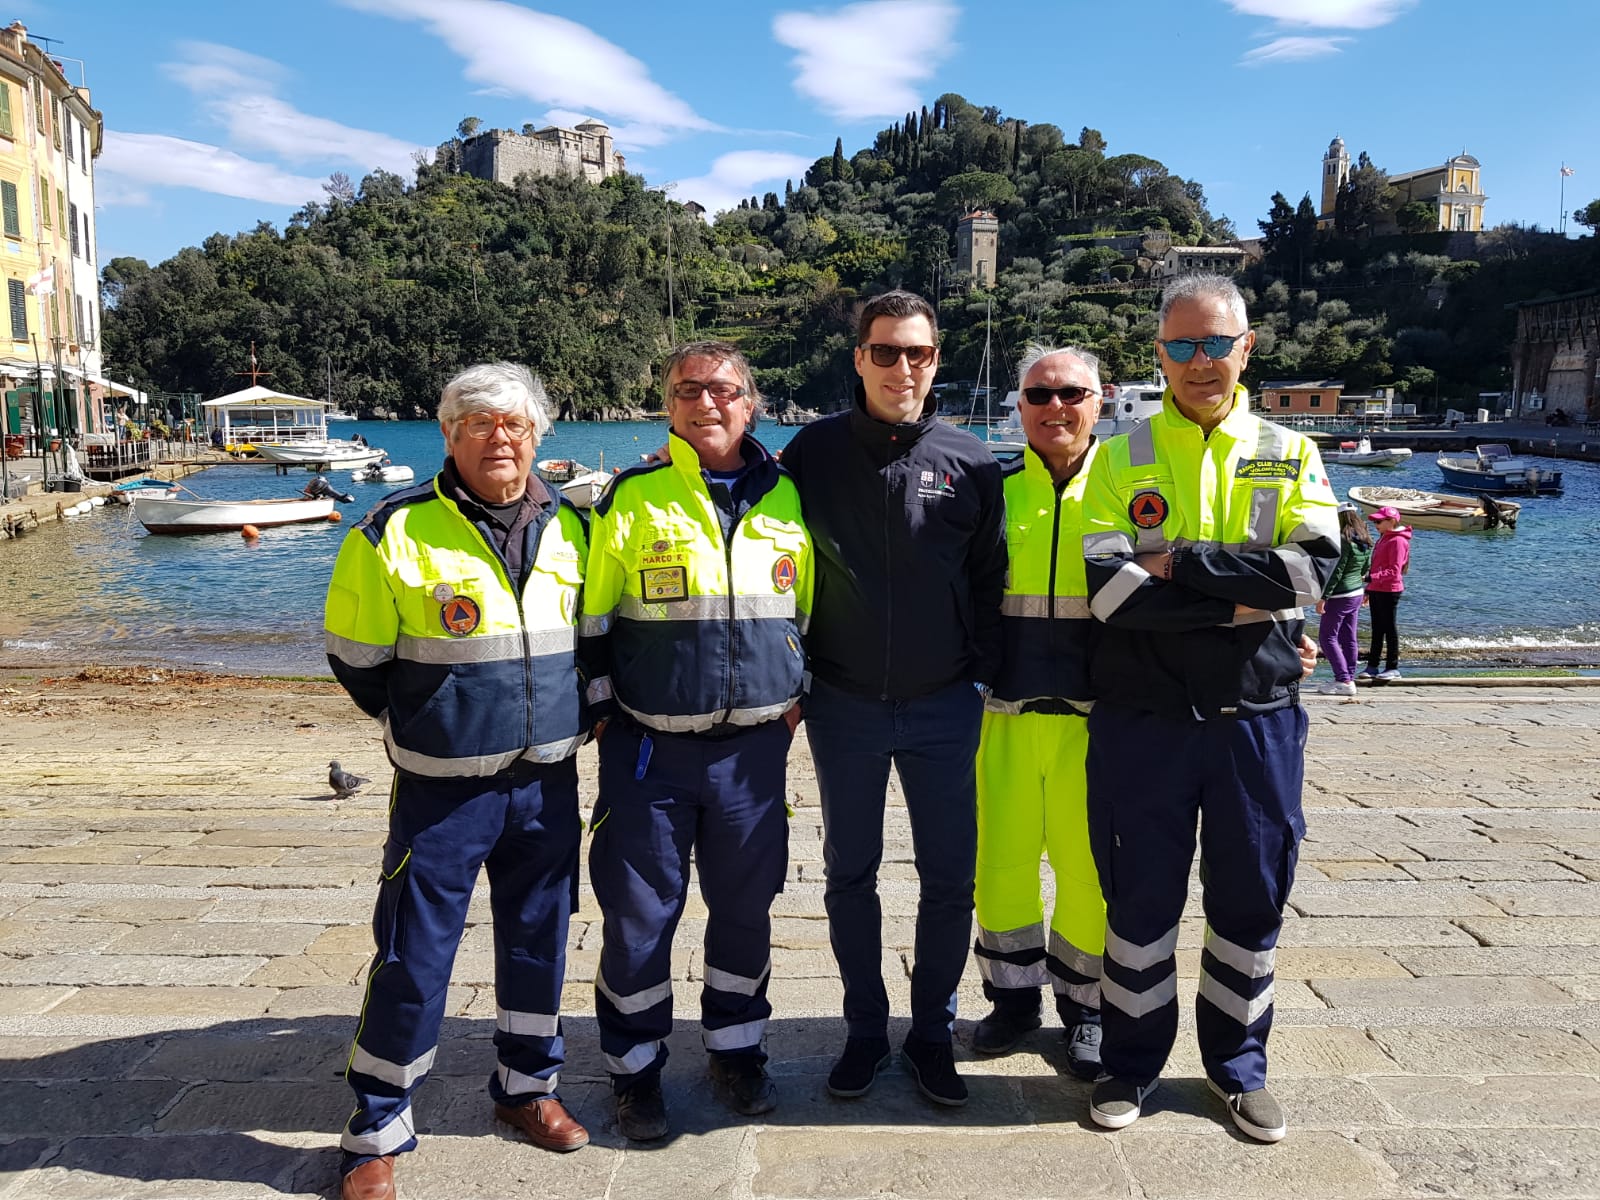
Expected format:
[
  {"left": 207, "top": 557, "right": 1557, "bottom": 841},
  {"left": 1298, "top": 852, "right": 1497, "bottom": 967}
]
[
  {"left": 709, "top": 1055, "right": 778, "bottom": 1116},
  {"left": 826, "top": 1037, "right": 892, "bottom": 1098},
  {"left": 615, "top": 1076, "right": 669, "bottom": 1142},
  {"left": 494, "top": 1097, "right": 589, "bottom": 1152},
  {"left": 973, "top": 1005, "right": 1041, "bottom": 1055},
  {"left": 1089, "top": 1075, "right": 1159, "bottom": 1130},
  {"left": 1208, "top": 1078, "right": 1287, "bottom": 1143},
  {"left": 900, "top": 1036, "right": 968, "bottom": 1107},
  {"left": 1062, "top": 1022, "right": 1103, "bottom": 1081},
  {"left": 340, "top": 1156, "right": 395, "bottom": 1200}
]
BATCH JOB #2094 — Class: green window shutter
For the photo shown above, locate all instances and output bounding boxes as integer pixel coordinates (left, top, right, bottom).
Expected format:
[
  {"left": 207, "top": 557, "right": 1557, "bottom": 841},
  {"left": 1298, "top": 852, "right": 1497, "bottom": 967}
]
[
  {"left": 38, "top": 176, "right": 47, "bottom": 226},
  {"left": 8, "top": 278, "right": 26, "bottom": 340},
  {"left": 1, "top": 181, "right": 18, "bottom": 238},
  {"left": 0, "top": 85, "right": 12, "bottom": 139},
  {"left": 55, "top": 187, "right": 63, "bottom": 233}
]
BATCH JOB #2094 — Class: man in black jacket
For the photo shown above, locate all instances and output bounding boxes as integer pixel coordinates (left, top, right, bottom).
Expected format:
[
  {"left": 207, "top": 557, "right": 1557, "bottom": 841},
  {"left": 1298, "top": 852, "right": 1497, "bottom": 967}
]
[{"left": 780, "top": 290, "right": 1007, "bottom": 1108}]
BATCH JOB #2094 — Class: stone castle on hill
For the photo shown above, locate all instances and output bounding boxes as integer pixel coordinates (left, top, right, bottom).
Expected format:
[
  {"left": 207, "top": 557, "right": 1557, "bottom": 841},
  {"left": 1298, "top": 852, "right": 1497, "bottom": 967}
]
[{"left": 461, "top": 120, "right": 625, "bottom": 187}]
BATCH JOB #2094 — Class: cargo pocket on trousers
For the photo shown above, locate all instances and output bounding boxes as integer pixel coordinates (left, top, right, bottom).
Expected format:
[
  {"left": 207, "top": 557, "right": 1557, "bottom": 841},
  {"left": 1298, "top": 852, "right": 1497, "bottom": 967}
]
[{"left": 372, "top": 837, "right": 412, "bottom": 966}]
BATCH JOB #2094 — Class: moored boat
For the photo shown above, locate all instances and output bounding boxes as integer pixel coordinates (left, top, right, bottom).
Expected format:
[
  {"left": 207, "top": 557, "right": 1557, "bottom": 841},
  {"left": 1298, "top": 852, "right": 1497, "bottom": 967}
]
[
  {"left": 131, "top": 494, "right": 337, "bottom": 535},
  {"left": 536, "top": 457, "right": 589, "bottom": 484},
  {"left": 1348, "top": 485, "right": 1519, "bottom": 532},
  {"left": 1325, "top": 437, "right": 1413, "bottom": 466},
  {"left": 559, "top": 470, "right": 612, "bottom": 509},
  {"left": 352, "top": 462, "right": 416, "bottom": 484},
  {"left": 1436, "top": 444, "right": 1563, "bottom": 494},
  {"left": 256, "top": 441, "right": 386, "bottom": 470}
]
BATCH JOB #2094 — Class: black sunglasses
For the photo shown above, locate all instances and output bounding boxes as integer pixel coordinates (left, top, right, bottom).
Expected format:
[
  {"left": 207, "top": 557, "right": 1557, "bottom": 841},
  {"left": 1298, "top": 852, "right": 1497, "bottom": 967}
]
[
  {"left": 1158, "top": 332, "right": 1248, "bottom": 363},
  {"left": 864, "top": 343, "right": 937, "bottom": 369},
  {"left": 1022, "top": 385, "right": 1099, "bottom": 406}
]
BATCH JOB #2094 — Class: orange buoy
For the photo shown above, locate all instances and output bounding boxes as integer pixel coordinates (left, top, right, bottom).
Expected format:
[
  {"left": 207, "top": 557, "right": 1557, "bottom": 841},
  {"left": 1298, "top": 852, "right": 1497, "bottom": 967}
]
[
  {"left": 327, "top": 511, "right": 342, "bottom": 522},
  {"left": 241, "top": 524, "right": 261, "bottom": 539}
]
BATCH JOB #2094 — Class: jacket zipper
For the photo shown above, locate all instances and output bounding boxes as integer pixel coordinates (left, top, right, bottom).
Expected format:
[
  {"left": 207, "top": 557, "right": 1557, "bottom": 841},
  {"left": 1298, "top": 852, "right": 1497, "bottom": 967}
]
[
  {"left": 881, "top": 463, "right": 893, "bottom": 699},
  {"left": 721, "top": 505, "right": 740, "bottom": 724},
  {"left": 466, "top": 502, "right": 548, "bottom": 754}
]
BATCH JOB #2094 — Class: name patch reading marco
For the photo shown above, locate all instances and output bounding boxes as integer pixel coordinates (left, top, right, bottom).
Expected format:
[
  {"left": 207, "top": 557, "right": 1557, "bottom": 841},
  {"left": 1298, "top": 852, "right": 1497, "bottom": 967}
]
[{"left": 1234, "top": 458, "right": 1302, "bottom": 481}]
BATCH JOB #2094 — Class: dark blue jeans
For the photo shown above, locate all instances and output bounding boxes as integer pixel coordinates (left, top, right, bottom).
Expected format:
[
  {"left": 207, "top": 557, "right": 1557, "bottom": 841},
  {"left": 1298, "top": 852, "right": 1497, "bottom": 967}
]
[{"left": 805, "top": 676, "right": 982, "bottom": 1043}]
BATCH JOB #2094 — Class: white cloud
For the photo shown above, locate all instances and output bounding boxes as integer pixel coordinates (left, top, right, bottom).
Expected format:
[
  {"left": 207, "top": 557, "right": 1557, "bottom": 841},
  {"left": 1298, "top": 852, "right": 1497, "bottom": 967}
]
[
  {"left": 773, "top": 0, "right": 959, "bottom": 122},
  {"left": 667, "top": 150, "right": 815, "bottom": 218},
  {"left": 1226, "top": 0, "right": 1414, "bottom": 28},
  {"left": 98, "top": 133, "right": 326, "bottom": 206},
  {"left": 338, "top": 0, "right": 718, "bottom": 148},
  {"left": 164, "top": 42, "right": 429, "bottom": 175},
  {"left": 1240, "top": 35, "right": 1353, "bottom": 65}
]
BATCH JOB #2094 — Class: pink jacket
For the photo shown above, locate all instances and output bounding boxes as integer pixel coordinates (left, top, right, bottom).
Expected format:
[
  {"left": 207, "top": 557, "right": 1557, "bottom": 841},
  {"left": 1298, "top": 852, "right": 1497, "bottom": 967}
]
[{"left": 1366, "top": 526, "right": 1412, "bottom": 593}]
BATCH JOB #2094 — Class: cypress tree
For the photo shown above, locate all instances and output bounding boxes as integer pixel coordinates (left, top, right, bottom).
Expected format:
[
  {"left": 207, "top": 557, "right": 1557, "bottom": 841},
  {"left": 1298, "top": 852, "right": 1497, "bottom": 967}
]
[
  {"left": 831, "top": 137, "right": 845, "bottom": 181},
  {"left": 784, "top": 178, "right": 793, "bottom": 202},
  {"left": 1011, "top": 121, "right": 1022, "bottom": 171}
]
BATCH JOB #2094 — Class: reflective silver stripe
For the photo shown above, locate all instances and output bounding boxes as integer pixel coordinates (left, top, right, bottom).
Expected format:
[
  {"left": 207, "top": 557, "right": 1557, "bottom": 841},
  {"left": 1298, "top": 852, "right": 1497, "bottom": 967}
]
[
  {"left": 327, "top": 632, "right": 395, "bottom": 668},
  {"left": 1083, "top": 530, "right": 1134, "bottom": 558},
  {"left": 497, "top": 1063, "right": 558, "bottom": 1096},
  {"left": 703, "top": 1019, "right": 766, "bottom": 1051},
  {"left": 1273, "top": 542, "right": 1323, "bottom": 606},
  {"left": 1001, "top": 594, "right": 1092, "bottom": 619},
  {"left": 349, "top": 1045, "right": 435, "bottom": 1089},
  {"left": 1226, "top": 606, "right": 1303, "bottom": 627},
  {"left": 1290, "top": 510, "right": 1340, "bottom": 544},
  {"left": 1255, "top": 422, "right": 1292, "bottom": 460},
  {"left": 617, "top": 594, "right": 796, "bottom": 622},
  {"left": 1089, "top": 561, "right": 1146, "bottom": 620},
  {"left": 397, "top": 629, "right": 574, "bottom": 664},
  {"left": 704, "top": 961, "right": 771, "bottom": 996},
  {"left": 579, "top": 611, "right": 614, "bottom": 637},
  {"left": 587, "top": 675, "right": 613, "bottom": 706},
  {"left": 979, "top": 956, "right": 1048, "bottom": 989},
  {"left": 984, "top": 695, "right": 1092, "bottom": 716},
  {"left": 1204, "top": 926, "right": 1277, "bottom": 978},
  {"left": 341, "top": 1104, "right": 416, "bottom": 1156},
  {"left": 1246, "top": 487, "right": 1280, "bottom": 550},
  {"left": 497, "top": 1006, "right": 560, "bottom": 1038},
  {"left": 1051, "top": 977, "right": 1101, "bottom": 1010},
  {"left": 1126, "top": 421, "right": 1157, "bottom": 468},
  {"left": 383, "top": 728, "right": 586, "bottom": 776},
  {"left": 619, "top": 697, "right": 795, "bottom": 735},
  {"left": 1104, "top": 923, "right": 1180, "bottom": 972},
  {"left": 978, "top": 924, "right": 1046, "bottom": 955},
  {"left": 596, "top": 967, "right": 674, "bottom": 1015},
  {"left": 1100, "top": 971, "right": 1178, "bottom": 1019},
  {"left": 1048, "top": 930, "right": 1103, "bottom": 980},
  {"left": 1199, "top": 971, "right": 1275, "bottom": 1026},
  {"left": 605, "top": 1040, "right": 662, "bottom": 1075}
]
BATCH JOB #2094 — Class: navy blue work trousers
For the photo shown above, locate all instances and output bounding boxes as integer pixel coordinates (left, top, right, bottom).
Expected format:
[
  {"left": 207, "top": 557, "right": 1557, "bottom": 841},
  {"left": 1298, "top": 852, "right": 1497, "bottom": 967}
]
[
  {"left": 1086, "top": 702, "right": 1306, "bottom": 1093},
  {"left": 588, "top": 718, "right": 790, "bottom": 1092},
  {"left": 805, "top": 676, "right": 983, "bottom": 1043},
  {"left": 341, "top": 758, "right": 580, "bottom": 1170}
]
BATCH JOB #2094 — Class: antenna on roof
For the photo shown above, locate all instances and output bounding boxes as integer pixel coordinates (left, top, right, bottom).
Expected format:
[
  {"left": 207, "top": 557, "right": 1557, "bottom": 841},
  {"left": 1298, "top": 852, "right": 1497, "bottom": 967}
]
[
  {"left": 32, "top": 33, "right": 64, "bottom": 52},
  {"left": 235, "top": 341, "right": 273, "bottom": 387}
]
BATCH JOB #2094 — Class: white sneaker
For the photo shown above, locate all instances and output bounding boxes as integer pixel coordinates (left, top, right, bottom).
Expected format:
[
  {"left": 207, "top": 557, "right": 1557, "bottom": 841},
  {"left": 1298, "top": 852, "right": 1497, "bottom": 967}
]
[
  {"left": 1333, "top": 680, "right": 1357, "bottom": 696},
  {"left": 1377, "top": 669, "right": 1403, "bottom": 682}
]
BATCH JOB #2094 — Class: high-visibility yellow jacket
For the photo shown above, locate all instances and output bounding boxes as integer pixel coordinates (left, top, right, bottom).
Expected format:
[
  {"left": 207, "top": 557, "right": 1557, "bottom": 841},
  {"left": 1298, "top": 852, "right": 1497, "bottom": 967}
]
[
  {"left": 578, "top": 435, "right": 812, "bottom": 734},
  {"left": 324, "top": 475, "right": 588, "bottom": 776},
  {"left": 1081, "top": 388, "right": 1340, "bottom": 718},
  {"left": 989, "top": 441, "right": 1101, "bottom": 714}
]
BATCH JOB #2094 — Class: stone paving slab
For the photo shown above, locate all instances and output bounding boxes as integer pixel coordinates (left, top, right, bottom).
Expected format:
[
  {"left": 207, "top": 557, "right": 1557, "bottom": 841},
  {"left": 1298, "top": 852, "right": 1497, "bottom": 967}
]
[{"left": 0, "top": 682, "right": 1594, "bottom": 1198}]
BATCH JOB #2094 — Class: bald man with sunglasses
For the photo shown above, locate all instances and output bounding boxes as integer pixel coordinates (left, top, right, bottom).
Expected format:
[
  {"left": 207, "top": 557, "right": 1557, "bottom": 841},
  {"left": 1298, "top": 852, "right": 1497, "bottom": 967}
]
[{"left": 780, "top": 290, "right": 1007, "bottom": 1108}]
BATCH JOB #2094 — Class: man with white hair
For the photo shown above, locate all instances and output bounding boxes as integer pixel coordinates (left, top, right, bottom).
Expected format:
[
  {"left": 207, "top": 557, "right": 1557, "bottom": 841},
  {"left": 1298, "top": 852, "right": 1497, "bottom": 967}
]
[
  {"left": 1080, "top": 276, "right": 1339, "bottom": 1143},
  {"left": 325, "top": 362, "right": 592, "bottom": 1200}
]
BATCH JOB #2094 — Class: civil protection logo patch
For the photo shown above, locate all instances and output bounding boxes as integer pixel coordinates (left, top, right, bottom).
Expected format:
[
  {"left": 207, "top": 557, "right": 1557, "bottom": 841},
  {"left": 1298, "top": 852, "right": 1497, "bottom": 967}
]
[
  {"left": 772, "top": 554, "right": 797, "bottom": 592},
  {"left": 1129, "top": 491, "right": 1168, "bottom": 529},
  {"left": 439, "top": 595, "right": 482, "bottom": 636}
]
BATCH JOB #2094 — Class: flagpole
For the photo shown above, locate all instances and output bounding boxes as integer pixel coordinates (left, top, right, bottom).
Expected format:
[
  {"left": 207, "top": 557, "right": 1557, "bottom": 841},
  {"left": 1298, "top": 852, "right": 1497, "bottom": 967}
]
[{"left": 1560, "top": 164, "right": 1567, "bottom": 235}]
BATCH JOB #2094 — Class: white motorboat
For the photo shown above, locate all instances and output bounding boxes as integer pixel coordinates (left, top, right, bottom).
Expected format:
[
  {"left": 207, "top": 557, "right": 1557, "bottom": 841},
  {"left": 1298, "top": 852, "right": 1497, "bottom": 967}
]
[
  {"left": 131, "top": 494, "right": 337, "bottom": 535},
  {"left": 559, "top": 470, "right": 611, "bottom": 509},
  {"left": 1094, "top": 378, "right": 1166, "bottom": 440},
  {"left": 1325, "top": 437, "right": 1412, "bottom": 466},
  {"left": 112, "top": 479, "right": 182, "bottom": 503},
  {"left": 1436, "top": 443, "right": 1563, "bottom": 494},
  {"left": 255, "top": 440, "right": 386, "bottom": 470},
  {"left": 1348, "top": 485, "right": 1519, "bottom": 532},
  {"left": 352, "top": 462, "right": 416, "bottom": 484}
]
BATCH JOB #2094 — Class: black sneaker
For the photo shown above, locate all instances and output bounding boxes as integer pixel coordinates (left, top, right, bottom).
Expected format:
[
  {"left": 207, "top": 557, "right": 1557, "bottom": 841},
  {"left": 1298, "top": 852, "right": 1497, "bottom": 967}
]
[
  {"left": 900, "top": 1036, "right": 968, "bottom": 1107},
  {"left": 615, "top": 1076, "right": 669, "bottom": 1141},
  {"left": 709, "top": 1054, "right": 778, "bottom": 1116},
  {"left": 826, "top": 1036, "right": 892, "bottom": 1098},
  {"left": 973, "top": 1005, "right": 1042, "bottom": 1055},
  {"left": 1063, "top": 1022, "right": 1102, "bottom": 1081}
]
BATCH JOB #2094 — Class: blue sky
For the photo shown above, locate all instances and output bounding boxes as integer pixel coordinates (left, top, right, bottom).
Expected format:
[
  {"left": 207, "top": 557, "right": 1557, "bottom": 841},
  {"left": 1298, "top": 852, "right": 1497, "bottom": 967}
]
[{"left": 27, "top": 0, "right": 1600, "bottom": 266}]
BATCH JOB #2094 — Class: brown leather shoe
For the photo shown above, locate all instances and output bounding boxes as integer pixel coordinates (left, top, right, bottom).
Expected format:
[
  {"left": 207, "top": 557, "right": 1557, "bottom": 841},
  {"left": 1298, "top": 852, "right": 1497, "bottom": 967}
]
[
  {"left": 494, "top": 1097, "right": 590, "bottom": 1152},
  {"left": 340, "top": 1155, "right": 396, "bottom": 1200}
]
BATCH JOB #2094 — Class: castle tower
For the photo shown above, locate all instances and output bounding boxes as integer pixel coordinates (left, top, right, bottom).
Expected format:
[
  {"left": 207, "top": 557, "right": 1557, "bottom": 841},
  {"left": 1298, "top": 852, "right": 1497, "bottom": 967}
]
[
  {"left": 1321, "top": 135, "right": 1350, "bottom": 218},
  {"left": 955, "top": 210, "right": 999, "bottom": 288}
]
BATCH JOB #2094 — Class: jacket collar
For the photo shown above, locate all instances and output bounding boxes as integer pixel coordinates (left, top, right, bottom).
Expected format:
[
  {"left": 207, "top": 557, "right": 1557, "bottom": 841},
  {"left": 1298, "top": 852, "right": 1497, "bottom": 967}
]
[
  {"left": 1157, "top": 383, "right": 1256, "bottom": 442},
  {"left": 1022, "top": 437, "right": 1099, "bottom": 492},
  {"left": 667, "top": 428, "right": 774, "bottom": 483},
  {"left": 438, "top": 458, "right": 553, "bottom": 517},
  {"left": 848, "top": 381, "right": 937, "bottom": 450}
]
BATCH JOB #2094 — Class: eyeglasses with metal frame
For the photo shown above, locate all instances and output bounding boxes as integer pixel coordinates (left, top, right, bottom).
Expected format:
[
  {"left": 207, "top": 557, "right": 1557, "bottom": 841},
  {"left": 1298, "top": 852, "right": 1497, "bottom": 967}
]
[
  {"left": 460, "top": 413, "right": 535, "bottom": 441},
  {"left": 1021, "top": 385, "right": 1100, "bottom": 407},
  {"left": 863, "top": 343, "right": 938, "bottom": 369},
  {"left": 1157, "top": 332, "right": 1249, "bottom": 363}
]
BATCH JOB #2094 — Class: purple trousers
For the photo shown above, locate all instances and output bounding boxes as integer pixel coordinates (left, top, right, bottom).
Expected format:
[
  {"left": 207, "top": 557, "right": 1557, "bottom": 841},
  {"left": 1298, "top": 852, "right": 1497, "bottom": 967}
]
[{"left": 1318, "top": 594, "right": 1364, "bottom": 683}]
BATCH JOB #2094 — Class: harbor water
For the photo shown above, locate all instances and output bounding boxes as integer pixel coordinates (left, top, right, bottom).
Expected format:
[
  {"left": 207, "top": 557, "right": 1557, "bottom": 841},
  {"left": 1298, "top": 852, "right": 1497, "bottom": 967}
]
[{"left": 1, "top": 420, "right": 1596, "bottom": 675}]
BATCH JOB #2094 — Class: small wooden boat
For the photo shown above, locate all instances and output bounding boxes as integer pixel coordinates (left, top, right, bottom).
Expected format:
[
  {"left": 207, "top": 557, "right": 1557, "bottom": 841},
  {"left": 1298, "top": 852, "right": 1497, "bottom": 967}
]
[
  {"left": 1348, "top": 485, "right": 1519, "bottom": 532},
  {"left": 536, "top": 458, "right": 589, "bottom": 484},
  {"left": 1325, "top": 437, "right": 1412, "bottom": 466},
  {"left": 112, "top": 479, "right": 182, "bottom": 504},
  {"left": 132, "top": 494, "right": 336, "bottom": 534},
  {"left": 1437, "top": 443, "right": 1563, "bottom": 494}
]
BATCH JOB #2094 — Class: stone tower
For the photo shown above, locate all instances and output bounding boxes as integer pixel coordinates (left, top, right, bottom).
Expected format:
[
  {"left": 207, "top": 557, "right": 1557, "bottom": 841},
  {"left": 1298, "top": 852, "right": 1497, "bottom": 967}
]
[
  {"left": 955, "top": 210, "right": 999, "bottom": 288},
  {"left": 1321, "top": 135, "right": 1350, "bottom": 219}
]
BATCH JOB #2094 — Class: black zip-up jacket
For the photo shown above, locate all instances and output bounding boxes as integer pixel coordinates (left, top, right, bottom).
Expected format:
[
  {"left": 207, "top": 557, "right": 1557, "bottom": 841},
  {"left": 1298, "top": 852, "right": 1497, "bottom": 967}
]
[{"left": 780, "top": 384, "right": 1006, "bottom": 699}]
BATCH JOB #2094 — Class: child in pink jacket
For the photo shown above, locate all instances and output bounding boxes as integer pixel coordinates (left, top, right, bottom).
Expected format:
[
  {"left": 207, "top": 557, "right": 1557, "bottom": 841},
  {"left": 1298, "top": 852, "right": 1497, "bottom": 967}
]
[{"left": 1362, "top": 506, "right": 1412, "bottom": 681}]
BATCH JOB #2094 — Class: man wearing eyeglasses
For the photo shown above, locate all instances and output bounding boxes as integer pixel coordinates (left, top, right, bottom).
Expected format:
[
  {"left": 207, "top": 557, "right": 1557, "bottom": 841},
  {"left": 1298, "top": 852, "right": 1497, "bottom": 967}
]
[
  {"left": 325, "top": 364, "right": 592, "bottom": 1200},
  {"left": 579, "top": 340, "right": 811, "bottom": 1141},
  {"left": 780, "top": 290, "right": 1007, "bottom": 1108},
  {"left": 1079, "top": 275, "right": 1339, "bottom": 1144}
]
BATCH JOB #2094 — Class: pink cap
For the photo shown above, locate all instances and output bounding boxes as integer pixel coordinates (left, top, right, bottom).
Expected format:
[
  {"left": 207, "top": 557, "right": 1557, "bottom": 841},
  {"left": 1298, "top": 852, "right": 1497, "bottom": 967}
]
[{"left": 1369, "top": 506, "right": 1400, "bottom": 522}]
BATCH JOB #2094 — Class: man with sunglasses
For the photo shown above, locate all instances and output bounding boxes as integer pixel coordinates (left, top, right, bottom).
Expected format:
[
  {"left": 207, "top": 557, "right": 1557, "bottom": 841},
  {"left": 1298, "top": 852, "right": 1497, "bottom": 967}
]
[
  {"left": 325, "top": 364, "right": 592, "bottom": 1200},
  {"left": 780, "top": 290, "right": 1007, "bottom": 1108},
  {"left": 1079, "top": 275, "right": 1339, "bottom": 1144},
  {"left": 579, "top": 341, "right": 811, "bottom": 1140}
]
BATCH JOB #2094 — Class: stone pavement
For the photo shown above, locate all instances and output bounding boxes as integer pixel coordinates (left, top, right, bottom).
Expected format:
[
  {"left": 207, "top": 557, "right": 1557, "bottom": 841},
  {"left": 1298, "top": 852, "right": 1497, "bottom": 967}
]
[{"left": 0, "top": 679, "right": 1598, "bottom": 1198}]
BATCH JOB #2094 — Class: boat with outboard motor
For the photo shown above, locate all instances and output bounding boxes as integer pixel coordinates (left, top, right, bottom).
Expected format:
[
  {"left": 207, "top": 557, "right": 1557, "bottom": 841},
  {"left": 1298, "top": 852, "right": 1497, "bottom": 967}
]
[
  {"left": 131, "top": 494, "right": 338, "bottom": 535},
  {"left": 1436, "top": 443, "right": 1563, "bottom": 494},
  {"left": 1325, "top": 437, "right": 1412, "bottom": 467},
  {"left": 1348, "top": 485, "right": 1519, "bottom": 532}
]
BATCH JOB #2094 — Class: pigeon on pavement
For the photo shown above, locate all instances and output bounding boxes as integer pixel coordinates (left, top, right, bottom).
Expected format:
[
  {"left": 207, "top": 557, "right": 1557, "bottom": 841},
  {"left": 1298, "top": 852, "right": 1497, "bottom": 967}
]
[{"left": 329, "top": 761, "right": 370, "bottom": 799}]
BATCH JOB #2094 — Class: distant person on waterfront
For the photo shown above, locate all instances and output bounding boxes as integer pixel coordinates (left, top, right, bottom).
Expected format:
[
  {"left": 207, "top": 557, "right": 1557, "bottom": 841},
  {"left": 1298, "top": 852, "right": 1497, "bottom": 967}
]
[
  {"left": 1080, "top": 274, "right": 1340, "bottom": 1143},
  {"left": 779, "top": 290, "right": 1007, "bottom": 1108},
  {"left": 969, "top": 343, "right": 1106, "bottom": 1079},
  {"left": 324, "top": 363, "right": 592, "bottom": 1200},
  {"left": 1363, "top": 505, "right": 1412, "bottom": 682},
  {"left": 578, "top": 341, "right": 810, "bottom": 1141},
  {"left": 1317, "top": 504, "right": 1374, "bottom": 697}
]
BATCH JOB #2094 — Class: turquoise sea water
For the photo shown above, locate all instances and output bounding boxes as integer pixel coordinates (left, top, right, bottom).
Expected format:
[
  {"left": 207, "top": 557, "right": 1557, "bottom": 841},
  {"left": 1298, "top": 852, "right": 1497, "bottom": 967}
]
[{"left": 0, "top": 419, "right": 1596, "bottom": 674}]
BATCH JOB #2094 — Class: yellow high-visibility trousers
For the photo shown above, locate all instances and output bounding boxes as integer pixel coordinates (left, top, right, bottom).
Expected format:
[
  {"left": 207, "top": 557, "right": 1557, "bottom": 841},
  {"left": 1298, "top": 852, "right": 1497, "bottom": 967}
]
[{"left": 974, "top": 709, "right": 1104, "bottom": 1016}]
